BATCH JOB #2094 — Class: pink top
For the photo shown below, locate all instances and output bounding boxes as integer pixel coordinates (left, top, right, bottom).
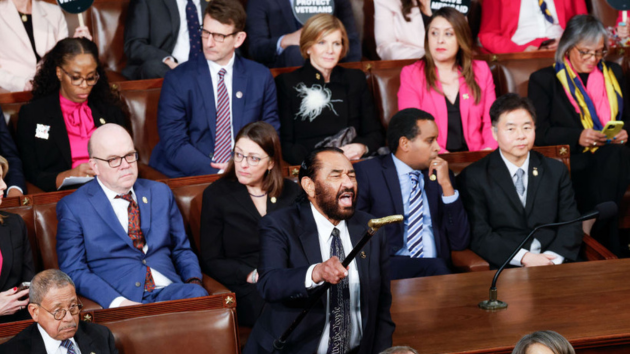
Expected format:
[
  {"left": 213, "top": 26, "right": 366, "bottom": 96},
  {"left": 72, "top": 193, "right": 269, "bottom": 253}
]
[
  {"left": 59, "top": 93, "right": 96, "bottom": 168},
  {"left": 398, "top": 60, "right": 498, "bottom": 153},
  {"left": 561, "top": 61, "right": 611, "bottom": 127}
]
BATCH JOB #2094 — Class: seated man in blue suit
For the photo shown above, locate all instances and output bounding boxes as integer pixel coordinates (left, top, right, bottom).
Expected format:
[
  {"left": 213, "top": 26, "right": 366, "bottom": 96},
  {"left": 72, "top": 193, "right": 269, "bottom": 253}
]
[
  {"left": 0, "top": 107, "right": 26, "bottom": 197},
  {"left": 57, "top": 124, "right": 208, "bottom": 308},
  {"left": 355, "top": 109, "right": 471, "bottom": 280},
  {"left": 246, "top": 0, "right": 361, "bottom": 68},
  {"left": 245, "top": 147, "right": 394, "bottom": 353},
  {"left": 150, "top": 0, "right": 280, "bottom": 178}
]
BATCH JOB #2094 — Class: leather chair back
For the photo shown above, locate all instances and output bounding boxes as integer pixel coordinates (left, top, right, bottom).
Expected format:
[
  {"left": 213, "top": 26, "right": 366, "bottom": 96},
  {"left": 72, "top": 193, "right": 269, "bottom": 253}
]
[
  {"left": 91, "top": 0, "right": 130, "bottom": 79},
  {"left": 369, "top": 60, "right": 415, "bottom": 128},
  {"left": 106, "top": 308, "right": 240, "bottom": 354},
  {"left": 122, "top": 87, "right": 162, "bottom": 165},
  {"left": 495, "top": 56, "right": 556, "bottom": 97},
  {"left": 33, "top": 203, "right": 60, "bottom": 270},
  {"left": 588, "top": 0, "right": 619, "bottom": 27},
  {"left": 171, "top": 183, "right": 212, "bottom": 253}
]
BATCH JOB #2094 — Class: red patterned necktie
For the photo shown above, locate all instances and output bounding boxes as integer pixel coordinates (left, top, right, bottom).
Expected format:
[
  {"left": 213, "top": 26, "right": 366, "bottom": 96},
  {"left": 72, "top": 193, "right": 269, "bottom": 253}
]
[{"left": 115, "top": 192, "right": 155, "bottom": 292}]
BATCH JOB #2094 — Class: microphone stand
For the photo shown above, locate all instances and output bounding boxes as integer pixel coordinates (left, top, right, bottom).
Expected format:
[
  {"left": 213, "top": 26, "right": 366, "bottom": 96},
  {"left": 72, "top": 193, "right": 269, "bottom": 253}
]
[
  {"left": 273, "top": 214, "right": 403, "bottom": 351},
  {"left": 478, "top": 211, "right": 598, "bottom": 310}
]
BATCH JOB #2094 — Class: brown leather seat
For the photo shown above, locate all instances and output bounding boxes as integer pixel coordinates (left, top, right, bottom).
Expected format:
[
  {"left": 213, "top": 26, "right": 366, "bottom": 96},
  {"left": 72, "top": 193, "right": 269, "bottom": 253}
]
[{"left": 368, "top": 59, "right": 416, "bottom": 128}]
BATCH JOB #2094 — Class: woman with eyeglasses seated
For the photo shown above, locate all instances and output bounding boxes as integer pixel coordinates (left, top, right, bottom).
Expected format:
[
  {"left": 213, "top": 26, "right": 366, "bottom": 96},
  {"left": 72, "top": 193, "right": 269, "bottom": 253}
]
[
  {"left": 17, "top": 37, "right": 127, "bottom": 192},
  {"left": 199, "top": 122, "right": 299, "bottom": 327},
  {"left": 528, "top": 15, "right": 630, "bottom": 253},
  {"left": 0, "top": 155, "right": 35, "bottom": 324},
  {"left": 512, "top": 331, "right": 575, "bottom": 354}
]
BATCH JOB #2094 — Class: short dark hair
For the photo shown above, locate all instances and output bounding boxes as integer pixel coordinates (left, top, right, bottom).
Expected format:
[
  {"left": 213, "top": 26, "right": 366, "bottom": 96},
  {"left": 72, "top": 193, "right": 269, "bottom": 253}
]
[
  {"left": 296, "top": 147, "right": 345, "bottom": 201},
  {"left": 489, "top": 93, "right": 537, "bottom": 126},
  {"left": 204, "top": 0, "right": 246, "bottom": 32},
  {"left": 512, "top": 331, "right": 575, "bottom": 354},
  {"left": 387, "top": 108, "right": 435, "bottom": 153}
]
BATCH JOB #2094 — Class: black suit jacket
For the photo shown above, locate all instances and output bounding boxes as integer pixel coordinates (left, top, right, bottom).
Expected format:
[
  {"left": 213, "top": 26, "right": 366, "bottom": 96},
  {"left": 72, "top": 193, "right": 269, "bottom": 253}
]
[
  {"left": 16, "top": 94, "right": 126, "bottom": 192},
  {"left": 0, "top": 106, "right": 26, "bottom": 194},
  {"left": 355, "top": 154, "right": 470, "bottom": 265},
  {"left": 528, "top": 62, "right": 630, "bottom": 158},
  {"left": 199, "top": 178, "right": 300, "bottom": 287},
  {"left": 0, "top": 212, "right": 34, "bottom": 292},
  {"left": 457, "top": 150, "right": 583, "bottom": 268},
  {"left": 123, "top": 0, "right": 209, "bottom": 79},
  {"left": 0, "top": 321, "right": 118, "bottom": 353},
  {"left": 244, "top": 202, "right": 395, "bottom": 354}
]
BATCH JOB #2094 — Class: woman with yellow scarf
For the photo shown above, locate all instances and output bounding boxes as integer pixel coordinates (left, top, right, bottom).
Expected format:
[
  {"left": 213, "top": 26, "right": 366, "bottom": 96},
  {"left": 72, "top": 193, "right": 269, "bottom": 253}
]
[{"left": 528, "top": 14, "right": 630, "bottom": 257}]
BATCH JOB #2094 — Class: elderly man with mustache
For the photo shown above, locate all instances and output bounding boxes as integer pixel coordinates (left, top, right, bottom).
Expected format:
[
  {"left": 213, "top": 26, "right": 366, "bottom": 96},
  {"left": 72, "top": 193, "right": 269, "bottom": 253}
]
[{"left": 0, "top": 269, "right": 117, "bottom": 353}]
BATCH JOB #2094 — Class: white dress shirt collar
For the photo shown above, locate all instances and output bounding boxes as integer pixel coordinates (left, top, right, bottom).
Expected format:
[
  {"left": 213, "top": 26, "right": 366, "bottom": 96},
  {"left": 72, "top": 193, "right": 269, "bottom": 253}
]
[
  {"left": 96, "top": 176, "right": 136, "bottom": 203},
  {"left": 37, "top": 324, "right": 81, "bottom": 354},
  {"left": 499, "top": 150, "right": 530, "bottom": 183},
  {"left": 207, "top": 52, "right": 236, "bottom": 76}
]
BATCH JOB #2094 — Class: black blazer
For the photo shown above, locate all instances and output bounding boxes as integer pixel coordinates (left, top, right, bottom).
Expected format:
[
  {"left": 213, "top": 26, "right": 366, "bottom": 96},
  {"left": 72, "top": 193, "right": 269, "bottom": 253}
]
[
  {"left": 199, "top": 178, "right": 300, "bottom": 287},
  {"left": 0, "top": 320, "right": 118, "bottom": 353},
  {"left": 0, "top": 212, "right": 34, "bottom": 292},
  {"left": 16, "top": 94, "right": 126, "bottom": 192},
  {"left": 244, "top": 201, "right": 395, "bottom": 354},
  {"left": 355, "top": 154, "right": 471, "bottom": 264},
  {"left": 276, "top": 60, "right": 384, "bottom": 164},
  {"left": 457, "top": 150, "right": 583, "bottom": 268},
  {"left": 0, "top": 106, "right": 26, "bottom": 194},
  {"left": 528, "top": 61, "right": 630, "bottom": 156},
  {"left": 123, "top": 0, "right": 209, "bottom": 79}
]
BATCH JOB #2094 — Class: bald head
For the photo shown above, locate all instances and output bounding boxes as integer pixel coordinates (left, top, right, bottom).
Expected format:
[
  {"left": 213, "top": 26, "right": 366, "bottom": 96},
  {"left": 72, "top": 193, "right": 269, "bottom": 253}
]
[{"left": 88, "top": 124, "right": 138, "bottom": 194}]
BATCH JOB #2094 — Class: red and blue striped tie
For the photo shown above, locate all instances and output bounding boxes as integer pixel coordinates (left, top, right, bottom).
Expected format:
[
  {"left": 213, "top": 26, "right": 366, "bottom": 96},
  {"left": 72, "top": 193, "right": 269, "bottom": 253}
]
[{"left": 213, "top": 68, "right": 232, "bottom": 163}]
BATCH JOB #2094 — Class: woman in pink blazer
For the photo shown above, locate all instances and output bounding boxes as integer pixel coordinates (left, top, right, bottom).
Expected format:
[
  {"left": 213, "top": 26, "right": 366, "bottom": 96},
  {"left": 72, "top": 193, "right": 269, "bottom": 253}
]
[
  {"left": 0, "top": 0, "right": 91, "bottom": 92},
  {"left": 398, "top": 7, "right": 497, "bottom": 153}
]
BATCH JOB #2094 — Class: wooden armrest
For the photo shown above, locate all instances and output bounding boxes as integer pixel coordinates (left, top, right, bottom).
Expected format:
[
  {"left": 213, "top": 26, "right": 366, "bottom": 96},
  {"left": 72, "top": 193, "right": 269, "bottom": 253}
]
[
  {"left": 79, "top": 296, "right": 103, "bottom": 311},
  {"left": 581, "top": 233, "right": 618, "bottom": 261},
  {"left": 25, "top": 182, "right": 44, "bottom": 195},
  {"left": 202, "top": 273, "right": 231, "bottom": 295},
  {"left": 138, "top": 162, "right": 168, "bottom": 181},
  {"left": 451, "top": 249, "right": 490, "bottom": 273}
]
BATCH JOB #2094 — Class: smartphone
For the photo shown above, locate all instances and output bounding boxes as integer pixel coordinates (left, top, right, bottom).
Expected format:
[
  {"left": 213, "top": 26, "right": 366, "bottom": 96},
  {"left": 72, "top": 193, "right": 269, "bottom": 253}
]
[
  {"left": 17, "top": 282, "right": 30, "bottom": 301},
  {"left": 601, "top": 121, "right": 624, "bottom": 139},
  {"left": 539, "top": 39, "right": 556, "bottom": 49}
]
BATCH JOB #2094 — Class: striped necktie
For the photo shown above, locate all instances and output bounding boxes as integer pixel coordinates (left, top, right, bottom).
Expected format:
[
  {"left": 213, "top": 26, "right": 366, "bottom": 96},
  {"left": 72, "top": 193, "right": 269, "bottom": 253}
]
[
  {"left": 213, "top": 68, "right": 232, "bottom": 163},
  {"left": 538, "top": 0, "right": 555, "bottom": 24},
  {"left": 60, "top": 339, "right": 77, "bottom": 354},
  {"left": 407, "top": 171, "right": 425, "bottom": 258}
]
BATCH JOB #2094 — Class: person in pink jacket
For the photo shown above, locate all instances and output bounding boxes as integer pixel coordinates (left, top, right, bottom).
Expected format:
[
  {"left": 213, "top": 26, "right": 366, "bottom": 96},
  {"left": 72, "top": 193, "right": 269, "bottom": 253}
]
[{"left": 398, "top": 7, "right": 497, "bottom": 153}]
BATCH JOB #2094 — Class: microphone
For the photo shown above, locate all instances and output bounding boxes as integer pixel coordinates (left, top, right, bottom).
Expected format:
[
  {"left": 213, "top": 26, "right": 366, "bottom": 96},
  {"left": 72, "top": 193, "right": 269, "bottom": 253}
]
[{"left": 478, "top": 201, "right": 617, "bottom": 311}]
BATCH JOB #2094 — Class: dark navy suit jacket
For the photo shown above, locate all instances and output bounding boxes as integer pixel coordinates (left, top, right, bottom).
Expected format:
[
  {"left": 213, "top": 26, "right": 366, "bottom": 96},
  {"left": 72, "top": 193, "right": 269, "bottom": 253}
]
[
  {"left": 0, "top": 107, "right": 26, "bottom": 194},
  {"left": 246, "top": 0, "right": 361, "bottom": 68},
  {"left": 355, "top": 154, "right": 470, "bottom": 265},
  {"left": 149, "top": 55, "right": 280, "bottom": 177},
  {"left": 56, "top": 178, "right": 203, "bottom": 308},
  {"left": 245, "top": 202, "right": 395, "bottom": 354}
]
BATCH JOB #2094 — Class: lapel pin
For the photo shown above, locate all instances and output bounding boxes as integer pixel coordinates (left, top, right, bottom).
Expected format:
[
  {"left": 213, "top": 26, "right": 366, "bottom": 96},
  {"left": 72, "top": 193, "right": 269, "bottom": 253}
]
[
  {"left": 429, "top": 174, "right": 437, "bottom": 181},
  {"left": 360, "top": 251, "right": 366, "bottom": 259},
  {"left": 35, "top": 124, "right": 50, "bottom": 140},
  {"left": 463, "top": 93, "right": 469, "bottom": 100},
  {"left": 533, "top": 167, "right": 539, "bottom": 177},
  {"left": 316, "top": 73, "right": 321, "bottom": 80},
  {"left": 142, "top": 197, "right": 148, "bottom": 204},
  {"left": 270, "top": 197, "right": 277, "bottom": 204},
  {"left": 99, "top": 118, "right": 106, "bottom": 125},
  {"left": 236, "top": 91, "right": 243, "bottom": 99}
]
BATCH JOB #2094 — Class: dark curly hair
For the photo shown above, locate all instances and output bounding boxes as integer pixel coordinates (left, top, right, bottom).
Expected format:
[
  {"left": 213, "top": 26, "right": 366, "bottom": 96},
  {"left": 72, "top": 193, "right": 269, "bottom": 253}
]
[{"left": 31, "top": 37, "right": 122, "bottom": 109}]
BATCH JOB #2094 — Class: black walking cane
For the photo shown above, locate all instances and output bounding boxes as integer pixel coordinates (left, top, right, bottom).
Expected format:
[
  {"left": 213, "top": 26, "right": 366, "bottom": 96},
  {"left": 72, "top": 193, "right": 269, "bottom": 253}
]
[{"left": 273, "top": 214, "right": 404, "bottom": 351}]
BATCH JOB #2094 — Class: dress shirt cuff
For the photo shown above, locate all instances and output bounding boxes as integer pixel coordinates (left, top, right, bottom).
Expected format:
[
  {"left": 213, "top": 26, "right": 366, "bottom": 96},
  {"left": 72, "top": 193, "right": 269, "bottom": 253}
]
[
  {"left": 305, "top": 264, "right": 324, "bottom": 289},
  {"left": 186, "top": 277, "right": 202, "bottom": 285},
  {"left": 109, "top": 296, "right": 127, "bottom": 308},
  {"left": 510, "top": 249, "right": 529, "bottom": 267},
  {"left": 544, "top": 250, "right": 564, "bottom": 265},
  {"left": 441, "top": 190, "right": 459, "bottom": 204},
  {"left": 162, "top": 56, "right": 177, "bottom": 64},
  {"left": 6, "top": 186, "right": 23, "bottom": 195},
  {"left": 276, "top": 35, "right": 286, "bottom": 55}
]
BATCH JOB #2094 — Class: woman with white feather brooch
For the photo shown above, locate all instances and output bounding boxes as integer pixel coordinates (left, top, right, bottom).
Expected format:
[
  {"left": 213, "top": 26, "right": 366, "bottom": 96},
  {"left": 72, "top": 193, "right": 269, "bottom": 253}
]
[{"left": 275, "top": 14, "right": 384, "bottom": 165}]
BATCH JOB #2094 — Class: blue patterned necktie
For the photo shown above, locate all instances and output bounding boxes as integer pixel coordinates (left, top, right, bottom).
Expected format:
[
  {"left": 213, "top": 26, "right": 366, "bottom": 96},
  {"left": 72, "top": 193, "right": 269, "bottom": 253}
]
[
  {"left": 407, "top": 171, "right": 425, "bottom": 258},
  {"left": 327, "top": 227, "right": 351, "bottom": 354},
  {"left": 186, "top": 0, "right": 202, "bottom": 60},
  {"left": 60, "top": 339, "right": 77, "bottom": 354},
  {"left": 538, "top": 0, "right": 555, "bottom": 24}
]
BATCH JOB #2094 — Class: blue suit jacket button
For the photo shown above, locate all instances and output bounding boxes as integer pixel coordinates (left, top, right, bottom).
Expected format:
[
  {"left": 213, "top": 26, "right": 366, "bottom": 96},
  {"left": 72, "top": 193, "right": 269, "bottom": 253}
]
[{"left": 135, "top": 282, "right": 141, "bottom": 287}]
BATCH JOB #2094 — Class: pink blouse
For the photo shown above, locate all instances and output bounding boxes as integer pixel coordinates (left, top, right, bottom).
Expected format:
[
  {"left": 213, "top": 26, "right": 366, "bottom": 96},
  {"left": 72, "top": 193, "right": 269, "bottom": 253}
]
[{"left": 59, "top": 93, "right": 96, "bottom": 168}]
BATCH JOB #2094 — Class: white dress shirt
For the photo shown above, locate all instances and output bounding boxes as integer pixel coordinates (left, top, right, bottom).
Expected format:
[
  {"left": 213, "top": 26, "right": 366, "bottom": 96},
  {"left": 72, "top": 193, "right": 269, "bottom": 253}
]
[
  {"left": 169, "top": 0, "right": 203, "bottom": 64},
  {"left": 511, "top": 0, "right": 564, "bottom": 45},
  {"left": 499, "top": 150, "right": 564, "bottom": 266},
  {"left": 96, "top": 177, "right": 173, "bottom": 308},
  {"left": 207, "top": 53, "right": 236, "bottom": 158},
  {"left": 304, "top": 203, "right": 362, "bottom": 354},
  {"left": 37, "top": 324, "right": 82, "bottom": 354}
]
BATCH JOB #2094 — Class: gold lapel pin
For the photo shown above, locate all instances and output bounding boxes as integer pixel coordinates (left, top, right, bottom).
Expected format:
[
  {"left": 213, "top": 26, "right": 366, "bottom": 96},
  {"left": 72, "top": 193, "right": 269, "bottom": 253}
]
[
  {"left": 429, "top": 174, "right": 437, "bottom": 181},
  {"left": 236, "top": 91, "right": 243, "bottom": 99},
  {"left": 142, "top": 197, "right": 148, "bottom": 204},
  {"left": 99, "top": 118, "right": 106, "bottom": 125},
  {"left": 463, "top": 93, "right": 469, "bottom": 100},
  {"left": 316, "top": 73, "right": 321, "bottom": 80},
  {"left": 533, "top": 167, "right": 539, "bottom": 177},
  {"left": 360, "top": 251, "right": 367, "bottom": 259},
  {"left": 270, "top": 197, "right": 277, "bottom": 204}
]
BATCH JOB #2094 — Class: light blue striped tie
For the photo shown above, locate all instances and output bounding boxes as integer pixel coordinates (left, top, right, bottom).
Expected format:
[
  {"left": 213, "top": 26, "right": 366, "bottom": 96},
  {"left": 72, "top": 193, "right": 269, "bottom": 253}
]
[
  {"left": 60, "top": 339, "right": 77, "bottom": 354},
  {"left": 407, "top": 171, "right": 424, "bottom": 258}
]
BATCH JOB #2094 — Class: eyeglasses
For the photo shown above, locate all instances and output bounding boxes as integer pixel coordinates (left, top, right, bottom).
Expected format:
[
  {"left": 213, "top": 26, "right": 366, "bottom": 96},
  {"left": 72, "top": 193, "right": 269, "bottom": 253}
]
[
  {"left": 92, "top": 152, "right": 139, "bottom": 168},
  {"left": 199, "top": 28, "right": 238, "bottom": 43},
  {"left": 233, "top": 151, "right": 269, "bottom": 166},
  {"left": 58, "top": 66, "right": 100, "bottom": 86},
  {"left": 35, "top": 302, "right": 83, "bottom": 321},
  {"left": 575, "top": 47, "right": 608, "bottom": 60}
]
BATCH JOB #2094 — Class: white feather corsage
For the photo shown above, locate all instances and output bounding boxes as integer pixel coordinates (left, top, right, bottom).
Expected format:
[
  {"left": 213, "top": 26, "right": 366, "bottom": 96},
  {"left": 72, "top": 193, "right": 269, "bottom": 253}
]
[{"left": 294, "top": 83, "right": 343, "bottom": 122}]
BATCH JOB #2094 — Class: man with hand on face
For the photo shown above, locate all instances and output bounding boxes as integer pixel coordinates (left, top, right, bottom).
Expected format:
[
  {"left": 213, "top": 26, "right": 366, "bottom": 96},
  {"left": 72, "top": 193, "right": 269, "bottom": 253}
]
[
  {"left": 0, "top": 269, "right": 118, "bottom": 353},
  {"left": 355, "top": 108, "right": 470, "bottom": 279},
  {"left": 56, "top": 124, "right": 208, "bottom": 309},
  {"left": 150, "top": 0, "right": 280, "bottom": 178},
  {"left": 245, "top": 147, "right": 395, "bottom": 354},
  {"left": 457, "top": 93, "right": 582, "bottom": 269}
]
